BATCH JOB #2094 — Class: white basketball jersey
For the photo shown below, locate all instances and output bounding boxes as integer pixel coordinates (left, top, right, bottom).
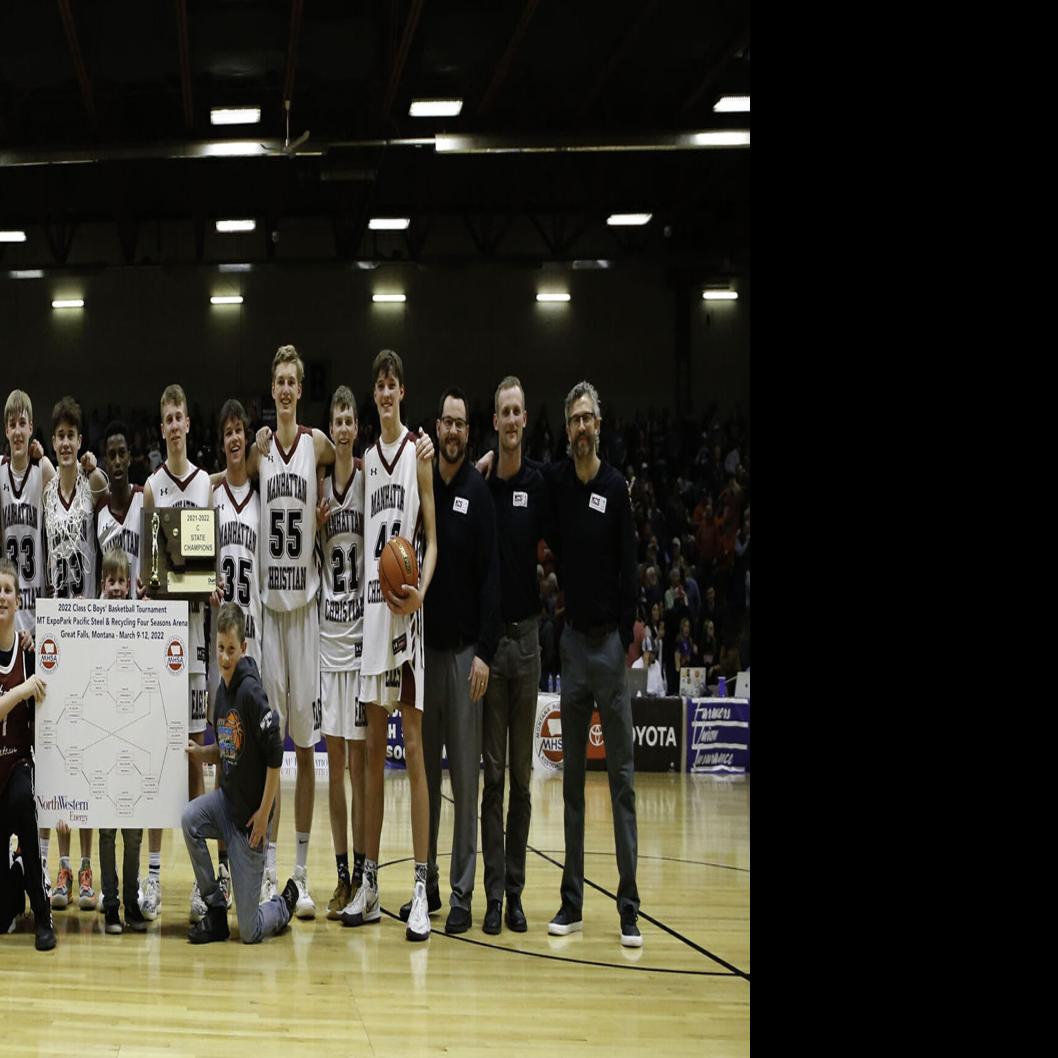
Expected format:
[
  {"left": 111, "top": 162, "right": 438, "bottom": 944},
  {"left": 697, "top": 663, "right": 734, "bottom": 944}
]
[
  {"left": 212, "top": 477, "right": 262, "bottom": 665},
  {"left": 96, "top": 487, "right": 144, "bottom": 593},
  {"left": 361, "top": 430, "right": 424, "bottom": 677},
  {"left": 259, "top": 425, "right": 319, "bottom": 613},
  {"left": 42, "top": 473, "right": 98, "bottom": 600},
  {"left": 147, "top": 462, "right": 211, "bottom": 675},
  {"left": 1, "top": 458, "right": 44, "bottom": 632},
  {"left": 318, "top": 462, "right": 365, "bottom": 672}
]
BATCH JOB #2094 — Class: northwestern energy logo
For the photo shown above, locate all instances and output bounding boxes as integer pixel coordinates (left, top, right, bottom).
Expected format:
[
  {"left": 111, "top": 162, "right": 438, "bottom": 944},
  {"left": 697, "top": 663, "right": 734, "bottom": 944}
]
[
  {"left": 36, "top": 793, "right": 89, "bottom": 813},
  {"left": 165, "top": 638, "right": 186, "bottom": 674},
  {"left": 39, "top": 637, "right": 59, "bottom": 672}
]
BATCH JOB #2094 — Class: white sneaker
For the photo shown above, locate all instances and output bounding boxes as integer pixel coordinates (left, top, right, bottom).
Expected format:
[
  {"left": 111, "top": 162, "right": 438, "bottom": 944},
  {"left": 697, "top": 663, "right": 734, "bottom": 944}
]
[
  {"left": 260, "top": 868, "right": 278, "bottom": 905},
  {"left": 405, "top": 881, "right": 430, "bottom": 942},
  {"left": 218, "top": 863, "right": 233, "bottom": 909},
  {"left": 339, "top": 881, "right": 380, "bottom": 927},
  {"left": 292, "top": 865, "right": 316, "bottom": 919},
  {"left": 139, "top": 875, "right": 161, "bottom": 920},
  {"left": 189, "top": 882, "right": 207, "bottom": 924}
]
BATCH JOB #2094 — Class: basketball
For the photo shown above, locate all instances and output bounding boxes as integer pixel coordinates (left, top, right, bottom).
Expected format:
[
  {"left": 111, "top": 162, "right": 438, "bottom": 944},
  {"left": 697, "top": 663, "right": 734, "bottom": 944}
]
[{"left": 378, "top": 536, "right": 418, "bottom": 599}]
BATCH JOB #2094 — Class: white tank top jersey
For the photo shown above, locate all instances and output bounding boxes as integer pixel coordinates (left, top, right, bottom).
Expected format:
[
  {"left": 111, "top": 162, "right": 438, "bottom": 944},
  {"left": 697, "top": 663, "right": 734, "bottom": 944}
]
[
  {"left": 42, "top": 474, "right": 98, "bottom": 600},
  {"left": 318, "top": 461, "right": 365, "bottom": 672},
  {"left": 259, "top": 425, "right": 319, "bottom": 613},
  {"left": 96, "top": 486, "right": 144, "bottom": 593},
  {"left": 360, "top": 430, "right": 424, "bottom": 677},
  {"left": 1, "top": 458, "right": 45, "bottom": 632},
  {"left": 147, "top": 462, "right": 211, "bottom": 675},
  {"left": 212, "top": 477, "right": 262, "bottom": 664}
]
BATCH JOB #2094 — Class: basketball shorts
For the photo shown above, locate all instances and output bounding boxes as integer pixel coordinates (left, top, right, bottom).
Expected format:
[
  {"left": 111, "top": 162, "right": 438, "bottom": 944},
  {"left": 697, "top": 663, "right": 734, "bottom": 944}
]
[
  {"left": 262, "top": 603, "right": 322, "bottom": 749},
  {"left": 189, "top": 673, "right": 208, "bottom": 736},
  {"left": 359, "top": 658, "right": 422, "bottom": 715},
  {"left": 321, "top": 670, "right": 366, "bottom": 741}
]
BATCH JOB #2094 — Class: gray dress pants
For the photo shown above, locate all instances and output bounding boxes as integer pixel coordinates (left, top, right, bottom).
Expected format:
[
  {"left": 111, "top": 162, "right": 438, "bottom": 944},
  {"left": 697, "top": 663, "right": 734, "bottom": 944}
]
[
  {"left": 558, "top": 626, "right": 640, "bottom": 917},
  {"left": 481, "top": 616, "right": 540, "bottom": 902},
  {"left": 423, "top": 644, "right": 482, "bottom": 911}
]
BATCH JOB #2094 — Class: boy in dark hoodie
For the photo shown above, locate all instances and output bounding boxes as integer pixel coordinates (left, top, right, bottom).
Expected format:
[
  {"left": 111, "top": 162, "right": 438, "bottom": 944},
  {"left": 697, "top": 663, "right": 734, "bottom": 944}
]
[{"left": 182, "top": 602, "right": 297, "bottom": 943}]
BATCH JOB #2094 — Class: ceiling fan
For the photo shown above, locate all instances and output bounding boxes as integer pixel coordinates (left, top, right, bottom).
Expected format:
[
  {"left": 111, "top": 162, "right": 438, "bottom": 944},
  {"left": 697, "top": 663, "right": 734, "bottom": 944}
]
[{"left": 263, "top": 99, "right": 311, "bottom": 156}]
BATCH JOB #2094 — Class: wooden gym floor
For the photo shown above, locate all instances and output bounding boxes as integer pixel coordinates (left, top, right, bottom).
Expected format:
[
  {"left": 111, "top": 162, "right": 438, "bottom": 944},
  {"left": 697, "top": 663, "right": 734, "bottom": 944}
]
[{"left": 0, "top": 769, "right": 750, "bottom": 1057}]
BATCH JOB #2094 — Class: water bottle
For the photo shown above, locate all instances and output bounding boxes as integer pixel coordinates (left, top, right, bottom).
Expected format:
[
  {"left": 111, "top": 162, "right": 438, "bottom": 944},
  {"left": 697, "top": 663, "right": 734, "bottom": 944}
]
[
  {"left": 716, "top": 675, "right": 727, "bottom": 698},
  {"left": 555, "top": 674, "right": 562, "bottom": 694}
]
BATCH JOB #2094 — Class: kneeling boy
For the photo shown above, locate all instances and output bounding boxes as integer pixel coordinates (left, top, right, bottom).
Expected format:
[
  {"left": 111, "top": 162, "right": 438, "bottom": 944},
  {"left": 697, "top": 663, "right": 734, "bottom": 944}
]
[{"left": 182, "top": 602, "right": 296, "bottom": 943}]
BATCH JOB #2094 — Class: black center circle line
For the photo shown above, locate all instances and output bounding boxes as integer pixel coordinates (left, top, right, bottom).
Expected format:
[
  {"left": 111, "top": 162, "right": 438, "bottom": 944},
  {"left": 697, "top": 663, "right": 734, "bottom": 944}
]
[
  {"left": 376, "top": 853, "right": 750, "bottom": 983},
  {"left": 371, "top": 905, "right": 739, "bottom": 978},
  {"left": 531, "top": 849, "right": 750, "bottom": 873}
]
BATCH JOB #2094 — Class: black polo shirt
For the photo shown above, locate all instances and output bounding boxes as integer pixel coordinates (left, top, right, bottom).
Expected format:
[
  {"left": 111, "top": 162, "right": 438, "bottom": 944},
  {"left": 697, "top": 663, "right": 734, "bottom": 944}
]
[
  {"left": 424, "top": 458, "right": 501, "bottom": 665},
  {"left": 543, "top": 456, "right": 637, "bottom": 649},
  {"left": 488, "top": 458, "right": 553, "bottom": 624}
]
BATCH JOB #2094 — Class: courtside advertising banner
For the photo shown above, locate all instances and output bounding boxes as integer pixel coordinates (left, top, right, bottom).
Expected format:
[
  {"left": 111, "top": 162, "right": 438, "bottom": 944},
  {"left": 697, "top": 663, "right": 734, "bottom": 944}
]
[{"left": 686, "top": 697, "right": 750, "bottom": 774}]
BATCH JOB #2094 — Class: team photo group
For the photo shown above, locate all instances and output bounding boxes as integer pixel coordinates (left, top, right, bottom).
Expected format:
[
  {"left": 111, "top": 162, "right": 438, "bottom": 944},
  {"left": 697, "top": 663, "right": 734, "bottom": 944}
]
[{"left": 0, "top": 344, "right": 643, "bottom": 955}]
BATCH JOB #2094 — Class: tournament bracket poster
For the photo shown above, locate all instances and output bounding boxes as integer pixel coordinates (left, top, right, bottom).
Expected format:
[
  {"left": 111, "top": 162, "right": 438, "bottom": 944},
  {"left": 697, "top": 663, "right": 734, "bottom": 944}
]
[{"left": 33, "top": 597, "right": 190, "bottom": 827}]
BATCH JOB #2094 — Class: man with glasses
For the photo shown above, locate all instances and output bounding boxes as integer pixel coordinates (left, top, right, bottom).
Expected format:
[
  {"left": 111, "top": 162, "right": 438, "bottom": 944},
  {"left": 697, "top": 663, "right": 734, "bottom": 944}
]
[
  {"left": 404, "top": 386, "right": 500, "bottom": 935},
  {"left": 545, "top": 381, "right": 642, "bottom": 948}
]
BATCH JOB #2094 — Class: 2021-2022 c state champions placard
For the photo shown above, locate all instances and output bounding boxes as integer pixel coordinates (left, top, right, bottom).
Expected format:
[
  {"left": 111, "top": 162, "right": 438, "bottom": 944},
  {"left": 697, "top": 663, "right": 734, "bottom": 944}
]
[{"left": 33, "top": 597, "right": 190, "bottom": 828}]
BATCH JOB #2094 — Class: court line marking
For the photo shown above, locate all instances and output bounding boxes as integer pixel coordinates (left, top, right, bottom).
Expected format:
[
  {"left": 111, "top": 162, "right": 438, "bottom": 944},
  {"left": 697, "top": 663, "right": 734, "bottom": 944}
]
[
  {"left": 380, "top": 843, "right": 749, "bottom": 981},
  {"left": 533, "top": 848, "right": 750, "bottom": 873},
  {"left": 372, "top": 899, "right": 739, "bottom": 977}
]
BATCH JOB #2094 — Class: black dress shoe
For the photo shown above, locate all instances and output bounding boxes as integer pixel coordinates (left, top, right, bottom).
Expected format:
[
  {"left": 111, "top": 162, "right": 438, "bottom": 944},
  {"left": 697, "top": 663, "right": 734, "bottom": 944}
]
[
  {"left": 444, "top": 906, "right": 471, "bottom": 934},
  {"left": 399, "top": 883, "right": 441, "bottom": 922},
  {"left": 505, "top": 893, "right": 527, "bottom": 932},
  {"left": 35, "top": 922, "right": 57, "bottom": 952},
  {"left": 482, "top": 899, "right": 502, "bottom": 935}
]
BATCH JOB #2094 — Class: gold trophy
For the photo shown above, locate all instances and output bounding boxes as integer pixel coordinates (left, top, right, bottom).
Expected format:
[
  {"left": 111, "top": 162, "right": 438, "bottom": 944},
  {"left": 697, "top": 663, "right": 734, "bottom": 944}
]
[{"left": 141, "top": 508, "right": 218, "bottom": 598}]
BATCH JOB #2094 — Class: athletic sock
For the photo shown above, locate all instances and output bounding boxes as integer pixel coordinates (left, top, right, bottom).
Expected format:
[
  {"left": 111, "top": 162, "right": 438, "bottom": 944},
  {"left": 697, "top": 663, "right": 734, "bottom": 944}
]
[
  {"left": 364, "top": 858, "right": 378, "bottom": 892},
  {"left": 295, "top": 832, "right": 310, "bottom": 870},
  {"left": 79, "top": 857, "right": 91, "bottom": 872},
  {"left": 336, "top": 853, "right": 350, "bottom": 886},
  {"left": 266, "top": 842, "right": 277, "bottom": 875},
  {"left": 59, "top": 855, "right": 71, "bottom": 869},
  {"left": 414, "top": 861, "right": 428, "bottom": 887},
  {"left": 148, "top": 852, "right": 161, "bottom": 881},
  {"left": 39, "top": 838, "right": 50, "bottom": 868},
  {"left": 218, "top": 848, "right": 229, "bottom": 868},
  {"left": 352, "top": 851, "right": 365, "bottom": 888}
]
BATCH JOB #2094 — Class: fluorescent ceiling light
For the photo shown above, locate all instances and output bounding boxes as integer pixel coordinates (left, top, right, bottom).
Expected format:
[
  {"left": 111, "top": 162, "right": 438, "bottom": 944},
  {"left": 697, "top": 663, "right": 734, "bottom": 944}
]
[
  {"left": 9, "top": 269, "right": 44, "bottom": 279},
  {"left": 714, "top": 96, "right": 751, "bottom": 113},
  {"left": 693, "top": 131, "right": 751, "bottom": 147},
  {"left": 702, "top": 290, "right": 738, "bottom": 300},
  {"left": 52, "top": 299, "right": 84, "bottom": 309},
  {"left": 0, "top": 230, "right": 27, "bottom": 242},
  {"left": 409, "top": 99, "right": 463, "bottom": 118},
  {"left": 203, "top": 141, "right": 266, "bottom": 157},
  {"left": 210, "top": 295, "right": 244, "bottom": 305},
  {"left": 536, "top": 292, "right": 571, "bottom": 303},
  {"left": 218, "top": 263, "right": 253, "bottom": 273},
  {"left": 372, "top": 293, "right": 406, "bottom": 303},
  {"left": 368, "top": 217, "right": 411, "bottom": 231},
  {"left": 210, "top": 107, "right": 262, "bottom": 126},
  {"left": 607, "top": 213, "right": 652, "bottom": 226},
  {"left": 572, "top": 259, "right": 612, "bottom": 270},
  {"left": 216, "top": 219, "right": 256, "bottom": 233}
]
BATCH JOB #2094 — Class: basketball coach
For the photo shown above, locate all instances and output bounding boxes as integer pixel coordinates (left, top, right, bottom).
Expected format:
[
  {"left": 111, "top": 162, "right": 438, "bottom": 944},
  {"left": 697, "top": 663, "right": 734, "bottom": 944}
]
[{"left": 545, "top": 380, "right": 643, "bottom": 948}]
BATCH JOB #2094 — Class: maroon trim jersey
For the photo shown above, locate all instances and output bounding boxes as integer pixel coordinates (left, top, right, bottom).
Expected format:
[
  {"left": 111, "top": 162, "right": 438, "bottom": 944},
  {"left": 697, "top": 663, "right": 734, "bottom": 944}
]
[{"left": 0, "top": 636, "right": 35, "bottom": 794}]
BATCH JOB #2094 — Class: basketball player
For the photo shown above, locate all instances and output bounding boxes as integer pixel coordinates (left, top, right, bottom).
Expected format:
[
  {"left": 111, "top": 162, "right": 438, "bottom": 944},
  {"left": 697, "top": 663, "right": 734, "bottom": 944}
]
[
  {"left": 250, "top": 345, "right": 336, "bottom": 918},
  {"left": 96, "top": 420, "right": 145, "bottom": 600},
  {"left": 141, "top": 383, "right": 212, "bottom": 923},
  {"left": 207, "top": 399, "right": 262, "bottom": 909},
  {"left": 316, "top": 386, "right": 367, "bottom": 919},
  {"left": 41, "top": 396, "right": 109, "bottom": 911},
  {"left": 0, "top": 556, "right": 56, "bottom": 950},
  {"left": 340, "top": 349, "right": 438, "bottom": 942},
  {"left": 2, "top": 391, "right": 46, "bottom": 637}
]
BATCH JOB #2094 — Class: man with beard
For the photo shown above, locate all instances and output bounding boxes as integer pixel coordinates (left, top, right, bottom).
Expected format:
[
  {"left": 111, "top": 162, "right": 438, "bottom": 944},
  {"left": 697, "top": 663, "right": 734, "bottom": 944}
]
[
  {"left": 406, "top": 386, "right": 499, "bottom": 935},
  {"left": 544, "top": 380, "right": 642, "bottom": 948}
]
